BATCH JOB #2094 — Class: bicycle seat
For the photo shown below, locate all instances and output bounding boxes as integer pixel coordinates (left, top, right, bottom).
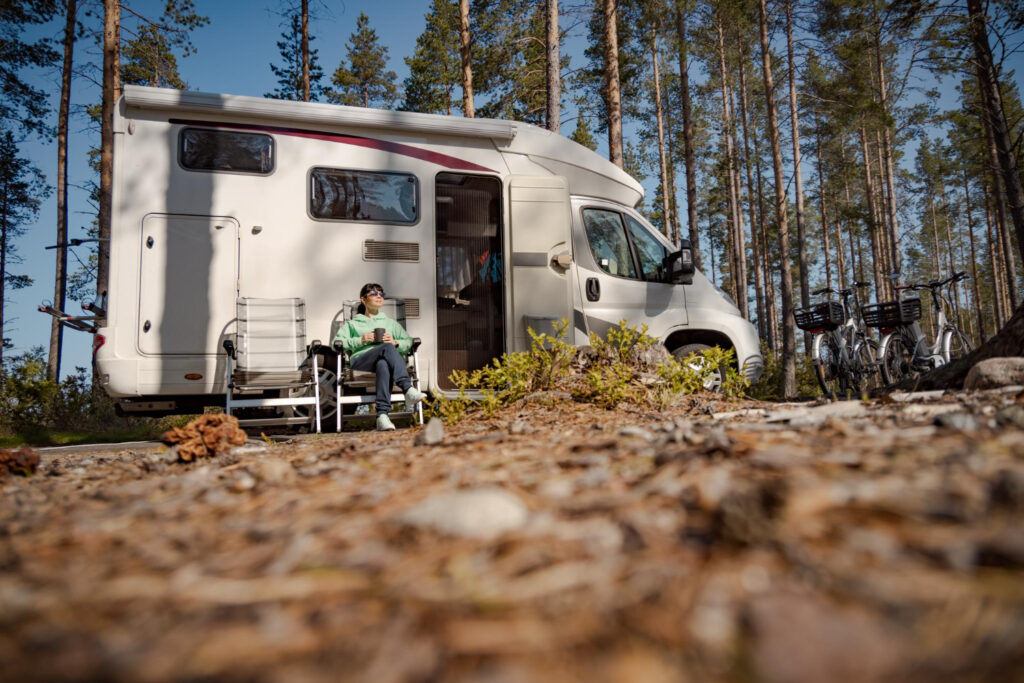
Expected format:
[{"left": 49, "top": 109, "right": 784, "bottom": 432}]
[
  {"left": 853, "top": 281, "right": 871, "bottom": 288},
  {"left": 812, "top": 287, "right": 835, "bottom": 296}
]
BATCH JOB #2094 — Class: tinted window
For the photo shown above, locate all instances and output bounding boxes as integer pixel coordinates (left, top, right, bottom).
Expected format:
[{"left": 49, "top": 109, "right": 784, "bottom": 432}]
[
  {"left": 625, "top": 214, "right": 670, "bottom": 282},
  {"left": 179, "top": 128, "right": 274, "bottom": 174},
  {"left": 310, "top": 168, "right": 418, "bottom": 223},
  {"left": 583, "top": 209, "right": 637, "bottom": 278}
]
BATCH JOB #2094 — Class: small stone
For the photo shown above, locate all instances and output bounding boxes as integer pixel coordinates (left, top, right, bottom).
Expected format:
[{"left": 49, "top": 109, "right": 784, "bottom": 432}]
[
  {"left": 399, "top": 488, "right": 529, "bottom": 540},
  {"left": 509, "top": 420, "right": 534, "bottom": 435},
  {"left": 934, "top": 412, "right": 981, "bottom": 431},
  {"left": 250, "top": 459, "right": 295, "bottom": 485},
  {"left": 414, "top": 417, "right": 445, "bottom": 446},
  {"left": 231, "top": 472, "right": 257, "bottom": 492},
  {"left": 618, "top": 425, "right": 654, "bottom": 441},
  {"left": 995, "top": 405, "right": 1024, "bottom": 429},
  {"left": 964, "top": 357, "right": 1024, "bottom": 390}
]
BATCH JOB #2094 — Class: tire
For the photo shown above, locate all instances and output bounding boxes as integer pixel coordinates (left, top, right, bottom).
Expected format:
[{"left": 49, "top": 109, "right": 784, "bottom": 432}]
[
  {"left": 284, "top": 349, "right": 339, "bottom": 431},
  {"left": 671, "top": 343, "right": 725, "bottom": 392},
  {"left": 880, "top": 333, "right": 914, "bottom": 385},
  {"left": 944, "top": 328, "right": 973, "bottom": 363},
  {"left": 812, "top": 335, "right": 842, "bottom": 398},
  {"left": 853, "top": 338, "right": 881, "bottom": 395}
]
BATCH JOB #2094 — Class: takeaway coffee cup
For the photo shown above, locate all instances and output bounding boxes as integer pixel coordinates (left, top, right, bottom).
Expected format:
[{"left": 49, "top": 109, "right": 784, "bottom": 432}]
[{"left": 374, "top": 327, "right": 385, "bottom": 343}]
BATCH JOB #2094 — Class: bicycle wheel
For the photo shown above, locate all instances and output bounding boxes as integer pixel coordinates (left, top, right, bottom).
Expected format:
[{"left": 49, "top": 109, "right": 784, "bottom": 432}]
[
  {"left": 880, "top": 333, "right": 914, "bottom": 385},
  {"left": 853, "top": 338, "right": 882, "bottom": 395},
  {"left": 813, "top": 334, "right": 842, "bottom": 398},
  {"left": 943, "top": 328, "right": 973, "bottom": 363}
]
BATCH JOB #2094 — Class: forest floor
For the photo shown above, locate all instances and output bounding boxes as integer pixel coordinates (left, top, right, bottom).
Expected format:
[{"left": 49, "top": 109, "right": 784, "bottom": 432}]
[{"left": 2, "top": 388, "right": 1024, "bottom": 682}]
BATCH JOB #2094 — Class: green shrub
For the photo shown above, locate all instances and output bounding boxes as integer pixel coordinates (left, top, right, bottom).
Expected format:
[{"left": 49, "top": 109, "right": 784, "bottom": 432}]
[
  {"left": 430, "top": 320, "right": 745, "bottom": 423},
  {"left": 1, "top": 346, "right": 184, "bottom": 446},
  {"left": 747, "top": 340, "right": 820, "bottom": 400}
]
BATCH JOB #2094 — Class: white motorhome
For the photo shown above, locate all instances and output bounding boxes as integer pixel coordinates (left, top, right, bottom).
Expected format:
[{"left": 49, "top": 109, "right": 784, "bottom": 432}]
[{"left": 95, "top": 85, "right": 762, "bottom": 418}]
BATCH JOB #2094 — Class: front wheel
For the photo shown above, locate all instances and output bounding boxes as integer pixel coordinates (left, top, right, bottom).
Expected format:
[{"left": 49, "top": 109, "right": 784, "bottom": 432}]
[
  {"left": 880, "top": 333, "right": 914, "bottom": 385},
  {"left": 853, "top": 338, "right": 881, "bottom": 395},
  {"left": 813, "top": 334, "right": 842, "bottom": 398},
  {"left": 672, "top": 343, "right": 725, "bottom": 392},
  {"left": 943, "top": 328, "right": 973, "bottom": 364}
]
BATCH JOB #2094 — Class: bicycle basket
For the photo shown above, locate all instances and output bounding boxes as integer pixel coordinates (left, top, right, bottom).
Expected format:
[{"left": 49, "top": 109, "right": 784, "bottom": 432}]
[
  {"left": 862, "top": 298, "right": 922, "bottom": 328},
  {"left": 793, "top": 301, "right": 844, "bottom": 331}
]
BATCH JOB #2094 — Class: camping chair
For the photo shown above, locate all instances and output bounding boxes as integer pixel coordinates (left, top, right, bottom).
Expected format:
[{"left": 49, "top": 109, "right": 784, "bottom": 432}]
[
  {"left": 332, "top": 298, "right": 424, "bottom": 431},
  {"left": 223, "top": 297, "right": 322, "bottom": 433}
]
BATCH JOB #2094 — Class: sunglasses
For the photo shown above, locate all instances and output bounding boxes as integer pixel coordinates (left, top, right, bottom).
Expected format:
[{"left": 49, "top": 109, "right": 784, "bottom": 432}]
[{"left": 364, "top": 288, "right": 385, "bottom": 297}]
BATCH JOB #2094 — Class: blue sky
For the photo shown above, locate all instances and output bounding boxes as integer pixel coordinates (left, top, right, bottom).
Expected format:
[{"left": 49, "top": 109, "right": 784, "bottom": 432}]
[{"left": 7, "top": 1, "right": 1023, "bottom": 379}]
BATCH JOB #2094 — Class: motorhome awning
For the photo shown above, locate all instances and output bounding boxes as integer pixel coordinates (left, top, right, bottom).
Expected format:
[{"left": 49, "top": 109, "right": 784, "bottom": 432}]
[{"left": 121, "top": 86, "right": 518, "bottom": 144}]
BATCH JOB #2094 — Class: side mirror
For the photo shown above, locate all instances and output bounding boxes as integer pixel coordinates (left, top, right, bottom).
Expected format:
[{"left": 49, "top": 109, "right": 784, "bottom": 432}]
[{"left": 664, "top": 240, "right": 695, "bottom": 285}]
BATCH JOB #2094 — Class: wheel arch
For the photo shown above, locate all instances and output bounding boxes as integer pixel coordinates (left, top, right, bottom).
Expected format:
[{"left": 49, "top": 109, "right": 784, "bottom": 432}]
[{"left": 663, "top": 328, "right": 735, "bottom": 355}]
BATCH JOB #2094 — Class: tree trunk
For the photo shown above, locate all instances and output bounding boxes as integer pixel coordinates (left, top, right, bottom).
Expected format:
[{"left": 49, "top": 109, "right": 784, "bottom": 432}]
[
  {"left": 674, "top": 0, "right": 699, "bottom": 268},
  {"left": 784, "top": 0, "right": 809, "bottom": 351},
  {"left": 758, "top": 0, "right": 795, "bottom": 396},
  {"left": 738, "top": 44, "right": 766, "bottom": 340},
  {"left": 714, "top": 21, "right": 744, "bottom": 316},
  {"left": 727, "top": 68, "right": 749, "bottom": 319},
  {"left": 859, "top": 129, "right": 886, "bottom": 299},
  {"left": 982, "top": 115, "right": 1019, "bottom": 310},
  {"left": 984, "top": 183, "right": 1007, "bottom": 328},
  {"left": 967, "top": 0, "right": 1024, "bottom": 269},
  {"left": 650, "top": 26, "right": 672, "bottom": 238},
  {"left": 603, "top": 0, "right": 623, "bottom": 167},
  {"left": 97, "top": 0, "right": 120, "bottom": 303},
  {"left": 301, "top": 0, "right": 310, "bottom": 102},
  {"left": 963, "top": 170, "right": 986, "bottom": 339},
  {"left": 546, "top": 0, "right": 560, "bottom": 132},
  {"left": 1, "top": 195, "right": 8, "bottom": 372},
  {"left": 459, "top": 0, "right": 474, "bottom": 118},
  {"left": 48, "top": 0, "right": 77, "bottom": 381}
]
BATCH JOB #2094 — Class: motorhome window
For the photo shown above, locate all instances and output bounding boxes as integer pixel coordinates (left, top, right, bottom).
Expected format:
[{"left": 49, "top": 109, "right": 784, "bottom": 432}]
[
  {"left": 309, "top": 169, "right": 418, "bottom": 223},
  {"left": 624, "top": 214, "right": 670, "bottom": 282},
  {"left": 582, "top": 209, "right": 637, "bottom": 279},
  {"left": 179, "top": 128, "right": 274, "bottom": 174}
]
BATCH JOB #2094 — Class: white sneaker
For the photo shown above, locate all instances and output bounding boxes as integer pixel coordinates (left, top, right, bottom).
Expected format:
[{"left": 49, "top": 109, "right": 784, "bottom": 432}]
[
  {"left": 376, "top": 414, "right": 396, "bottom": 431},
  {"left": 404, "top": 387, "right": 425, "bottom": 405}
]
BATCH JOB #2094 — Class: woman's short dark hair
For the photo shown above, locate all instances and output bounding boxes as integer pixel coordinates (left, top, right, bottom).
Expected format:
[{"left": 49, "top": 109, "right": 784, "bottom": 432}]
[{"left": 359, "top": 282, "right": 385, "bottom": 299}]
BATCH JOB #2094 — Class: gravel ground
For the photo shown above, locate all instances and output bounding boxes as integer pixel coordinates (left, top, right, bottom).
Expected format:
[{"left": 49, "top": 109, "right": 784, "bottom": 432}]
[{"left": 2, "top": 389, "right": 1023, "bottom": 682}]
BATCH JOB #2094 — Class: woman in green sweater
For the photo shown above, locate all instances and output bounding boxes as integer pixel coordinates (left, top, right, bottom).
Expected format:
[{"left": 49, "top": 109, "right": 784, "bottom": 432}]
[{"left": 334, "top": 283, "right": 425, "bottom": 430}]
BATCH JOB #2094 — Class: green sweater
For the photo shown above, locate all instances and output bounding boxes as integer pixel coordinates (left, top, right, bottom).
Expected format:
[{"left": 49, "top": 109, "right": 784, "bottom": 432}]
[{"left": 334, "top": 312, "right": 413, "bottom": 361}]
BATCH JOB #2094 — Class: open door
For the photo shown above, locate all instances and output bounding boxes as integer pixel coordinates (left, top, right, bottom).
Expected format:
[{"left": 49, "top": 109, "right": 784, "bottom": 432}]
[
  {"left": 509, "top": 175, "right": 573, "bottom": 351},
  {"left": 138, "top": 214, "right": 238, "bottom": 355},
  {"left": 435, "top": 173, "right": 505, "bottom": 390}
]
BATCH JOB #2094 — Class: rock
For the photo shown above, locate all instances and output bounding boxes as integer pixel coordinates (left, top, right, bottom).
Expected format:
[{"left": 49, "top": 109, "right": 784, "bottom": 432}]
[
  {"left": 249, "top": 459, "right": 295, "bottom": 485},
  {"left": 618, "top": 425, "right": 654, "bottom": 441},
  {"left": 509, "top": 420, "right": 535, "bottom": 435},
  {"left": 934, "top": 411, "right": 981, "bottom": 431},
  {"left": 399, "top": 488, "right": 529, "bottom": 540},
  {"left": 995, "top": 405, "right": 1024, "bottom": 429},
  {"left": 414, "top": 417, "right": 445, "bottom": 446},
  {"left": 230, "top": 472, "right": 256, "bottom": 492},
  {"left": 964, "top": 357, "right": 1024, "bottom": 390}
]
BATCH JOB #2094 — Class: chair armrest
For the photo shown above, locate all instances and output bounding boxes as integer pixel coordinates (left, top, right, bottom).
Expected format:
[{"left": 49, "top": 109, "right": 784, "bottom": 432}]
[
  {"left": 409, "top": 337, "right": 422, "bottom": 354},
  {"left": 332, "top": 340, "right": 344, "bottom": 354},
  {"left": 308, "top": 339, "right": 322, "bottom": 356},
  {"left": 223, "top": 339, "right": 235, "bottom": 359}
]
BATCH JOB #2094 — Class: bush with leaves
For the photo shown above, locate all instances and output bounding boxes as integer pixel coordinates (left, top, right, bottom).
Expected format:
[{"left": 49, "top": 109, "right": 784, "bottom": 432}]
[
  {"left": 429, "top": 320, "right": 747, "bottom": 422},
  {"left": 747, "top": 341, "right": 820, "bottom": 400}
]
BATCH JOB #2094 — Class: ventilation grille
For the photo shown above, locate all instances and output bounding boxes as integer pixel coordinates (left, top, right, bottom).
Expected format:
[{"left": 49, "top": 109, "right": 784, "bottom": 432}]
[
  {"left": 397, "top": 297, "right": 420, "bottom": 318},
  {"left": 362, "top": 239, "right": 419, "bottom": 262}
]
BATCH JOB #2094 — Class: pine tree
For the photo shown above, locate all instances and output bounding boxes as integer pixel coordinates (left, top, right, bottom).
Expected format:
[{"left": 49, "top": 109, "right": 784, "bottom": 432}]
[
  {"left": 1, "top": 131, "right": 49, "bottom": 370},
  {"left": 570, "top": 113, "right": 599, "bottom": 151},
  {"left": 121, "top": 25, "right": 186, "bottom": 88},
  {"left": 401, "top": 0, "right": 461, "bottom": 114},
  {"left": 0, "top": 0, "right": 59, "bottom": 136},
  {"left": 329, "top": 12, "right": 397, "bottom": 109},
  {"left": 266, "top": 13, "right": 326, "bottom": 101}
]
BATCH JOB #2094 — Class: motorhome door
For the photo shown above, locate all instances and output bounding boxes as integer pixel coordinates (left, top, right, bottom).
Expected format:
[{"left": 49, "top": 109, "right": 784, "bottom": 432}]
[
  {"left": 508, "top": 175, "right": 573, "bottom": 351},
  {"left": 138, "top": 214, "right": 238, "bottom": 355}
]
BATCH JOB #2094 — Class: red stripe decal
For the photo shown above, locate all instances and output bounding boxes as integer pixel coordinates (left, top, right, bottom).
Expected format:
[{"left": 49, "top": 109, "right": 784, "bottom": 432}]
[{"left": 170, "top": 118, "right": 498, "bottom": 174}]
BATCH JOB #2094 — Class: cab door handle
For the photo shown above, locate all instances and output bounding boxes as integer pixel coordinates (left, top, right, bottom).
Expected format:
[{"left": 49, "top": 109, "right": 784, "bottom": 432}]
[{"left": 586, "top": 278, "right": 600, "bottom": 302}]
